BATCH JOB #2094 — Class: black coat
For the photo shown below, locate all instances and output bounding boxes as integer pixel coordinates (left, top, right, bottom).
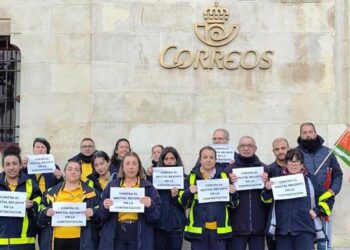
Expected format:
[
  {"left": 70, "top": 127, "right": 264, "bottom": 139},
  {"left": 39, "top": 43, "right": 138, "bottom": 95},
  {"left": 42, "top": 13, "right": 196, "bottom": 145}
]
[{"left": 224, "top": 154, "right": 270, "bottom": 235}]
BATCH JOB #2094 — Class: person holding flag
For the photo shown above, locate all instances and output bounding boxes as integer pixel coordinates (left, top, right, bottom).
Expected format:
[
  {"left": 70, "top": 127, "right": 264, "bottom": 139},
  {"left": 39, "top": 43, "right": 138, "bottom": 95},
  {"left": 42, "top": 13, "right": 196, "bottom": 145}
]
[{"left": 297, "top": 122, "right": 343, "bottom": 250}]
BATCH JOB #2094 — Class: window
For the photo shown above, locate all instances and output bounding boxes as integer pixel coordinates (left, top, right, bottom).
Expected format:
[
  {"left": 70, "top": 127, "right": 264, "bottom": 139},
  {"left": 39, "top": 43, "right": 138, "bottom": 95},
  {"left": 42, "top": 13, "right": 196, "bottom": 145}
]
[{"left": 0, "top": 36, "right": 20, "bottom": 150}]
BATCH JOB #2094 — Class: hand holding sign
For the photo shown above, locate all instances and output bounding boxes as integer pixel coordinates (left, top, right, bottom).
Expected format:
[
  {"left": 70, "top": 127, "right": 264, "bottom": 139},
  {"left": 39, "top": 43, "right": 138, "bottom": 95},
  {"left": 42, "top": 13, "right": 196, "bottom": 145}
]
[
  {"left": 26, "top": 200, "right": 33, "bottom": 209},
  {"left": 229, "top": 173, "right": 238, "bottom": 184},
  {"left": 171, "top": 187, "right": 179, "bottom": 197},
  {"left": 85, "top": 208, "right": 94, "bottom": 218},
  {"left": 103, "top": 199, "right": 113, "bottom": 209},
  {"left": 261, "top": 172, "right": 268, "bottom": 182},
  {"left": 53, "top": 169, "right": 63, "bottom": 179},
  {"left": 46, "top": 208, "right": 54, "bottom": 217},
  {"left": 190, "top": 185, "right": 197, "bottom": 194},
  {"left": 140, "top": 196, "right": 152, "bottom": 208},
  {"left": 265, "top": 181, "right": 274, "bottom": 190}
]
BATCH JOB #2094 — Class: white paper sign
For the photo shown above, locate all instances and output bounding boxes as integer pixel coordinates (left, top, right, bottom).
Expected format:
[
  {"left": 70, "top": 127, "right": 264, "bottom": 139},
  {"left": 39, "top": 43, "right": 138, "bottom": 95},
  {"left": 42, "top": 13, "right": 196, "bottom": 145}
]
[
  {"left": 153, "top": 167, "right": 184, "bottom": 189},
  {"left": 211, "top": 144, "right": 235, "bottom": 163},
  {"left": 0, "top": 191, "right": 26, "bottom": 218},
  {"left": 197, "top": 179, "right": 230, "bottom": 203},
  {"left": 232, "top": 167, "right": 264, "bottom": 191},
  {"left": 27, "top": 154, "right": 56, "bottom": 174},
  {"left": 270, "top": 174, "right": 307, "bottom": 200},
  {"left": 110, "top": 187, "right": 145, "bottom": 213},
  {"left": 52, "top": 202, "right": 87, "bottom": 226}
]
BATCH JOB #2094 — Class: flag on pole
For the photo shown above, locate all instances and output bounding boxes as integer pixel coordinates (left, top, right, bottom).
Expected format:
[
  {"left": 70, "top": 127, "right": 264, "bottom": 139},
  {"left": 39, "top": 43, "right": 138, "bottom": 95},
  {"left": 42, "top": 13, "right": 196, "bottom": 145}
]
[{"left": 333, "top": 128, "right": 350, "bottom": 166}]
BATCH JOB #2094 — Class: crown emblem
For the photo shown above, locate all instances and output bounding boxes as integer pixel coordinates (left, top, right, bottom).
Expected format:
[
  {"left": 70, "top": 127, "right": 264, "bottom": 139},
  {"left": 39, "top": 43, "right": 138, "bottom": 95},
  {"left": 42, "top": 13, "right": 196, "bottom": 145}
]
[
  {"left": 203, "top": 1, "right": 229, "bottom": 24},
  {"left": 194, "top": 1, "right": 239, "bottom": 47}
]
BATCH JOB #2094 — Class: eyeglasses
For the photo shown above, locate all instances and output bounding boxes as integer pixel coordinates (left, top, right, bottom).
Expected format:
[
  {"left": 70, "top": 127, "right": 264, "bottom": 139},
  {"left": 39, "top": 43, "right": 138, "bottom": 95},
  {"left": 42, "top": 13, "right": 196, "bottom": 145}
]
[{"left": 238, "top": 144, "right": 256, "bottom": 149}]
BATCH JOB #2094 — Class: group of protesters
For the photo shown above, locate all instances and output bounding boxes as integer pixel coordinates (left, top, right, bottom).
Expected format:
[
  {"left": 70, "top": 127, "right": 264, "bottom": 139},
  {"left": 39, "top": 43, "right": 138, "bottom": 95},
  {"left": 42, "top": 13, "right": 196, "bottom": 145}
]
[{"left": 0, "top": 122, "right": 343, "bottom": 250}]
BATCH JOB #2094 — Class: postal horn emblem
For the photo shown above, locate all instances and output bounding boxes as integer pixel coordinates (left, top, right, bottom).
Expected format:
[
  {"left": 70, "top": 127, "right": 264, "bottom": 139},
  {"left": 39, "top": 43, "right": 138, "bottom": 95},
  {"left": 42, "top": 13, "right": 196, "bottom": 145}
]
[{"left": 194, "top": 1, "right": 239, "bottom": 47}]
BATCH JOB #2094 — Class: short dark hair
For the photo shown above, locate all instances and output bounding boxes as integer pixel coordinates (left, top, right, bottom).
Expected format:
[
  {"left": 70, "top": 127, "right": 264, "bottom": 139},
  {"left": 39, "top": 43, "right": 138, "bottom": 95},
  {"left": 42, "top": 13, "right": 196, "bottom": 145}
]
[
  {"left": 158, "top": 146, "right": 184, "bottom": 167},
  {"left": 117, "top": 152, "right": 145, "bottom": 179},
  {"left": 92, "top": 151, "right": 110, "bottom": 166},
  {"left": 33, "top": 137, "right": 51, "bottom": 154},
  {"left": 81, "top": 138, "right": 95, "bottom": 145},
  {"left": 199, "top": 146, "right": 217, "bottom": 160},
  {"left": 2, "top": 145, "right": 22, "bottom": 166},
  {"left": 300, "top": 122, "right": 316, "bottom": 134},
  {"left": 285, "top": 148, "right": 304, "bottom": 164}
]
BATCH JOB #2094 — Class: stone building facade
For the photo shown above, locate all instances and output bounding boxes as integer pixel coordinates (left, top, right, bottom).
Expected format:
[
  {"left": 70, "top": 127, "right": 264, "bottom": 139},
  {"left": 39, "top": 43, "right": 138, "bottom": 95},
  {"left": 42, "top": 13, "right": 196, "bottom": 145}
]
[{"left": 0, "top": 0, "right": 349, "bottom": 247}]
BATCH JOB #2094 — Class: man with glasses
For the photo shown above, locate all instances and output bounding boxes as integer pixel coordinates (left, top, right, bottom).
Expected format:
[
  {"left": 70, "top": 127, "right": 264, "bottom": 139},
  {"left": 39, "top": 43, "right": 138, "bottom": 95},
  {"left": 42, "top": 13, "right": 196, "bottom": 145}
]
[
  {"left": 69, "top": 138, "right": 96, "bottom": 181},
  {"left": 224, "top": 136, "right": 269, "bottom": 250},
  {"left": 297, "top": 122, "right": 343, "bottom": 250},
  {"left": 192, "top": 128, "right": 234, "bottom": 173}
]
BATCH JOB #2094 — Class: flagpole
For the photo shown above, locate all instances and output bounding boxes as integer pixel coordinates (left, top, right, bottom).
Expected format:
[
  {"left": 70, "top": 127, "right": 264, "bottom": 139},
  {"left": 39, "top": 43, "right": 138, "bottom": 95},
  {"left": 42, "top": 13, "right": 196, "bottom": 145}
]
[{"left": 314, "top": 126, "right": 350, "bottom": 175}]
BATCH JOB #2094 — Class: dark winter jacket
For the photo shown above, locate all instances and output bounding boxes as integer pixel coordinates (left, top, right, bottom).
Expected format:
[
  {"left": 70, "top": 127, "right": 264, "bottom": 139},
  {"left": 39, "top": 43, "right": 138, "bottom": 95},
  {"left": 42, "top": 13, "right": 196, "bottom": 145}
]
[
  {"left": 38, "top": 181, "right": 100, "bottom": 250},
  {"left": 179, "top": 166, "right": 238, "bottom": 240},
  {"left": 86, "top": 171, "right": 118, "bottom": 196},
  {"left": 262, "top": 171, "right": 334, "bottom": 237},
  {"left": 297, "top": 135, "right": 343, "bottom": 194},
  {"left": 0, "top": 172, "right": 41, "bottom": 250},
  {"left": 267, "top": 161, "right": 284, "bottom": 178},
  {"left": 98, "top": 178, "right": 161, "bottom": 250},
  {"left": 110, "top": 158, "right": 122, "bottom": 175},
  {"left": 224, "top": 154, "right": 269, "bottom": 235},
  {"left": 148, "top": 166, "right": 187, "bottom": 232}
]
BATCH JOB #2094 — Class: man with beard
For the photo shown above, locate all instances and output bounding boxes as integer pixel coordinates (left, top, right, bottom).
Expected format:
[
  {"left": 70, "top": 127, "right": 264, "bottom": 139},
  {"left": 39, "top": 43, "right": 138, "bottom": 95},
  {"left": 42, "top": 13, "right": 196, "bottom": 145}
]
[
  {"left": 69, "top": 138, "right": 96, "bottom": 181},
  {"left": 265, "top": 137, "right": 289, "bottom": 250},
  {"left": 268, "top": 138, "right": 289, "bottom": 178},
  {"left": 225, "top": 136, "right": 269, "bottom": 250},
  {"left": 297, "top": 122, "right": 343, "bottom": 250}
]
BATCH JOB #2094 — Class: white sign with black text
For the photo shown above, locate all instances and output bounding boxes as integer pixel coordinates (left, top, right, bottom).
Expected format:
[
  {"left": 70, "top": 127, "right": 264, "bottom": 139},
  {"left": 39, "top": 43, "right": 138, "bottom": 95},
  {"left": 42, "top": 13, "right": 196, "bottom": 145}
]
[
  {"left": 197, "top": 178, "right": 230, "bottom": 203},
  {"left": 232, "top": 167, "right": 264, "bottom": 191},
  {"left": 211, "top": 144, "right": 235, "bottom": 163},
  {"left": 270, "top": 174, "right": 307, "bottom": 200},
  {"left": 0, "top": 191, "right": 26, "bottom": 218},
  {"left": 153, "top": 167, "right": 184, "bottom": 189},
  {"left": 27, "top": 154, "right": 56, "bottom": 174},
  {"left": 52, "top": 202, "right": 87, "bottom": 226},
  {"left": 110, "top": 187, "right": 145, "bottom": 213}
]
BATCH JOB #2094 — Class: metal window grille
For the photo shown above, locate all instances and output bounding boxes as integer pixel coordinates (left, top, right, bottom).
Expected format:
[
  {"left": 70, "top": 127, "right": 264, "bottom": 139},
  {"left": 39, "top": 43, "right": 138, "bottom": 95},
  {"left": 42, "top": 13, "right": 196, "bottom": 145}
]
[{"left": 0, "top": 36, "right": 20, "bottom": 150}]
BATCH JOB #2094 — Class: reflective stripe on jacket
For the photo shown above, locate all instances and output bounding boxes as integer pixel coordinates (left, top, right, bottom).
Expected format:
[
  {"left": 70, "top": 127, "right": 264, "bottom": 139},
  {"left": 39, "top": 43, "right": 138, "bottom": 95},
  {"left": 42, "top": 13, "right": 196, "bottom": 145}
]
[
  {"left": 180, "top": 169, "right": 235, "bottom": 240},
  {"left": 0, "top": 172, "right": 41, "bottom": 247}
]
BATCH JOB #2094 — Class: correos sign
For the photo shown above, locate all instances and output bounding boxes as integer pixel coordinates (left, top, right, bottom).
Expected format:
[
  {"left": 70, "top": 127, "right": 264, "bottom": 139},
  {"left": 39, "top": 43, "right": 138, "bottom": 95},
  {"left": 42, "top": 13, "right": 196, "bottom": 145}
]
[{"left": 159, "top": 1, "right": 273, "bottom": 70}]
